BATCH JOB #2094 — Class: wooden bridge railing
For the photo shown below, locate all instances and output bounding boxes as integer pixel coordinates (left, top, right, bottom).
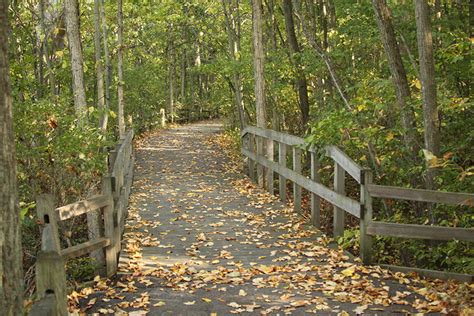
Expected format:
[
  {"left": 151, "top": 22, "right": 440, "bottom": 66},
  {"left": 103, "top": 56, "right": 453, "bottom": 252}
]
[
  {"left": 30, "top": 130, "right": 135, "bottom": 315},
  {"left": 241, "top": 126, "right": 473, "bottom": 281}
]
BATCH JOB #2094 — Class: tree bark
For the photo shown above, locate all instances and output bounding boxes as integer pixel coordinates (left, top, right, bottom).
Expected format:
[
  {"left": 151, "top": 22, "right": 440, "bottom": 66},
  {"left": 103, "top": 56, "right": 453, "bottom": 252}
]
[
  {"left": 117, "top": 0, "right": 125, "bottom": 136},
  {"left": 252, "top": 0, "right": 266, "bottom": 187},
  {"left": 38, "top": 0, "right": 54, "bottom": 97},
  {"left": 100, "top": 0, "right": 110, "bottom": 131},
  {"left": 282, "top": 0, "right": 310, "bottom": 127},
  {"left": 0, "top": 0, "right": 23, "bottom": 312},
  {"left": 64, "top": 0, "right": 87, "bottom": 124},
  {"left": 168, "top": 49, "right": 175, "bottom": 123},
  {"left": 372, "top": 0, "right": 419, "bottom": 155},
  {"left": 222, "top": 0, "right": 246, "bottom": 130},
  {"left": 252, "top": 0, "right": 266, "bottom": 129},
  {"left": 180, "top": 52, "right": 186, "bottom": 102},
  {"left": 414, "top": 0, "right": 441, "bottom": 189},
  {"left": 94, "top": 0, "right": 106, "bottom": 131}
]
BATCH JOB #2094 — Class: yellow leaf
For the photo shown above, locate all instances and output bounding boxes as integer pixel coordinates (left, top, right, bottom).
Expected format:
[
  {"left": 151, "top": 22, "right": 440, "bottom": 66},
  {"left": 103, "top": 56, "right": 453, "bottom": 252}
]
[
  {"left": 414, "top": 79, "right": 421, "bottom": 89},
  {"left": 202, "top": 298, "right": 212, "bottom": 303},
  {"left": 153, "top": 301, "right": 166, "bottom": 307},
  {"left": 341, "top": 266, "right": 356, "bottom": 277},
  {"left": 290, "top": 300, "right": 310, "bottom": 307}
]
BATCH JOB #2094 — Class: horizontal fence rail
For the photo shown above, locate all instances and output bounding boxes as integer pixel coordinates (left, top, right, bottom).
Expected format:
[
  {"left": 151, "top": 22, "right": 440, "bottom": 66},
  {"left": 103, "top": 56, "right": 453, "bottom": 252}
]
[
  {"left": 241, "top": 125, "right": 474, "bottom": 282},
  {"left": 367, "top": 184, "right": 474, "bottom": 206},
  {"left": 366, "top": 222, "right": 474, "bottom": 242},
  {"left": 30, "top": 130, "right": 135, "bottom": 315},
  {"left": 242, "top": 147, "right": 361, "bottom": 218}
]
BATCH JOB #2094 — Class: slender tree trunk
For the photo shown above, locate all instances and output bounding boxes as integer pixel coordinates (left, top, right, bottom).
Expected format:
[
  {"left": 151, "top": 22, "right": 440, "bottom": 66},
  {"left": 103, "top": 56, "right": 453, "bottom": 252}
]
[
  {"left": 415, "top": 0, "right": 441, "bottom": 189},
  {"left": 0, "top": 0, "right": 23, "bottom": 312},
  {"left": 266, "top": 0, "right": 281, "bottom": 130},
  {"left": 252, "top": 0, "right": 266, "bottom": 187},
  {"left": 117, "top": 0, "right": 125, "bottom": 136},
  {"left": 85, "top": 0, "right": 107, "bottom": 270},
  {"left": 39, "top": 0, "right": 54, "bottom": 97},
  {"left": 282, "top": 0, "right": 310, "bottom": 127},
  {"left": 64, "top": 0, "right": 87, "bottom": 124},
  {"left": 51, "top": 12, "right": 66, "bottom": 96},
  {"left": 94, "top": 0, "right": 105, "bottom": 131},
  {"left": 196, "top": 42, "right": 203, "bottom": 99},
  {"left": 35, "top": 22, "right": 44, "bottom": 99},
  {"left": 180, "top": 53, "right": 186, "bottom": 102},
  {"left": 296, "top": 6, "right": 351, "bottom": 110},
  {"left": 372, "top": 0, "right": 419, "bottom": 155},
  {"left": 100, "top": 0, "right": 110, "bottom": 130},
  {"left": 470, "top": 0, "right": 474, "bottom": 38},
  {"left": 321, "top": 0, "right": 334, "bottom": 101},
  {"left": 222, "top": 0, "right": 246, "bottom": 129},
  {"left": 168, "top": 53, "right": 174, "bottom": 123}
]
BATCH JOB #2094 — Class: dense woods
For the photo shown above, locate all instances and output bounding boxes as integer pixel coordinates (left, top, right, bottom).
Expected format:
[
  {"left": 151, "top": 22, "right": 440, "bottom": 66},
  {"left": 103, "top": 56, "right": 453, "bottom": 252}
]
[{"left": 0, "top": 0, "right": 472, "bottom": 312}]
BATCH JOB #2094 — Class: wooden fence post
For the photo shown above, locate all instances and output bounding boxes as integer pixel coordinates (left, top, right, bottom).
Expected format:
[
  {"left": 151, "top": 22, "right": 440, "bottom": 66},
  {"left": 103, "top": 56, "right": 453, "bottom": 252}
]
[
  {"left": 266, "top": 139, "right": 274, "bottom": 194},
  {"left": 87, "top": 207, "right": 105, "bottom": 275},
  {"left": 102, "top": 176, "right": 117, "bottom": 277},
  {"left": 310, "top": 152, "right": 321, "bottom": 228},
  {"left": 242, "top": 134, "right": 250, "bottom": 177},
  {"left": 293, "top": 147, "right": 302, "bottom": 213},
  {"left": 360, "top": 169, "right": 373, "bottom": 265},
  {"left": 333, "top": 162, "right": 345, "bottom": 237},
  {"left": 111, "top": 175, "right": 123, "bottom": 262},
  {"left": 160, "top": 108, "right": 166, "bottom": 127},
  {"left": 35, "top": 195, "right": 68, "bottom": 316},
  {"left": 278, "top": 142, "right": 287, "bottom": 202},
  {"left": 256, "top": 135, "right": 264, "bottom": 188},
  {"left": 108, "top": 149, "right": 117, "bottom": 173},
  {"left": 248, "top": 134, "right": 256, "bottom": 182}
]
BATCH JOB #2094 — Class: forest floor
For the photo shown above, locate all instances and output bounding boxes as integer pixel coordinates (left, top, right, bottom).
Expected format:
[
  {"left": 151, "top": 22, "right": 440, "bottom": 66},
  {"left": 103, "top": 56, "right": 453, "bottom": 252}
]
[{"left": 71, "top": 121, "right": 470, "bottom": 315}]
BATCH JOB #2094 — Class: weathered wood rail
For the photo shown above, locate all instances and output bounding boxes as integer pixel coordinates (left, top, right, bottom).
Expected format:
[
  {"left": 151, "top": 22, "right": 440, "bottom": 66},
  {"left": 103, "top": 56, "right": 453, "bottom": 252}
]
[
  {"left": 241, "top": 125, "right": 473, "bottom": 282},
  {"left": 29, "top": 130, "right": 134, "bottom": 315}
]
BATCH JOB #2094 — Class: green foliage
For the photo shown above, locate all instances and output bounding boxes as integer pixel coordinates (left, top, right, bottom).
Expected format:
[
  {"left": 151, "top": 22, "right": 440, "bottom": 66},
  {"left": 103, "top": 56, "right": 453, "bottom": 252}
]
[
  {"left": 67, "top": 257, "right": 98, "bottom": 282},
  {"left": 14, "top": 98, "right": 109, "bottom": 206}
]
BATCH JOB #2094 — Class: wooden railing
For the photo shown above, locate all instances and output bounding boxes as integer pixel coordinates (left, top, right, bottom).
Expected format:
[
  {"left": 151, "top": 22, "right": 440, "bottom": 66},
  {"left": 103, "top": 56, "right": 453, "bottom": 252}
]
[
  {"left": 30, "top": 130, "right": 135, "bottom": 315},
  {"left": 241, "top": 126, "right": 473, "bottom": 281}
]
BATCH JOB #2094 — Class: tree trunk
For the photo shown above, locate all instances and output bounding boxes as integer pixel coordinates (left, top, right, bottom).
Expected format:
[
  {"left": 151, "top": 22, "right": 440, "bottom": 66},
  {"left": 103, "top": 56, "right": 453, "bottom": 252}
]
[
  {"left": 372, "top": 0, "right": 419, "bottom": 156},
  {"left": 51, "top": 9, "right": 66, "bottom": 96},
  {"left": 222, "top": 0, "right": 246, "bottom": 130},
  {"left": 38, "top": 0, "right": 54, "bottom": 97},
  {"left": 318, "top": 0, "right": 332, "bottom": 104},
  {"left": 282, "top": 0, "right": 310, "bottom": 128},
  {"left": 100, "top": 0, "right": 111, "bottom": 131},
  {"left": 64, "top": 0, "right": 87, "bottom": 124},
  {"left": 0, "top": 0, "right": 23, "bottom": 312},
  {"left": 296, "top": 5, "right": 351, "bottom": 110},
  {"left": 94, "top": 0, "right": 106, "bottom": 131},
  {"left": 180, "top": 53, "right": 186, "bottom": 102},
  {"left": 252, "top": 0, "right": 266, "bottom": 187},
  {"left": 266, "top": 0, "right": 281, "bottom": 130},
  {"left": 168, "top": 52, "right": 174, "bottom": 123},
  {"left": 470, "top": 0, "right": 474, "bottom": 38},
  {"left": 415, "top": 0, "right": 441, "bottom": 189},
  {"left": 117, "top": 0, "right": 125, "bottom": 137}
]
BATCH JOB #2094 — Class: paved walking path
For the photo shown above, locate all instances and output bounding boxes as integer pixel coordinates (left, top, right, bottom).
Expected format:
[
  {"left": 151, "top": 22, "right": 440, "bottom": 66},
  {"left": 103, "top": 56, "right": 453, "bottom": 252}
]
[{"left": 76, "top": 122, "right": 442, "bottom": 315}]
